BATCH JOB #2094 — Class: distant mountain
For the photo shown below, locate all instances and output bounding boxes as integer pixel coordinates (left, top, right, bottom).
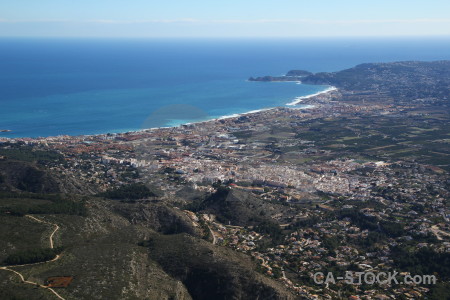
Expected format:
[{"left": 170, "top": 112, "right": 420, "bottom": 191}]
[
  {"left": 302, "top": 61, "right": 450, "bottom": 103},
  {"left": 249, "top": 69, "right": 312, "bottom": 82},
  {"left": 250, "top": 61, "right": 450, "bottom": 104}
]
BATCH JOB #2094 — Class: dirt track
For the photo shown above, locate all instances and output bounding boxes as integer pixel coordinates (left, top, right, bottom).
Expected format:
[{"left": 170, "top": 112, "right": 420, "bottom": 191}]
[{"left": 0, "top": 215, "right": 65, "bottom": 300}]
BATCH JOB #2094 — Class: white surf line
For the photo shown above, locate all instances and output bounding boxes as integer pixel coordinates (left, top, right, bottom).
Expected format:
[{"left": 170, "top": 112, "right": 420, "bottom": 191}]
[
  {"left": 286, "top": 86, "right": 338, "bottom": 106},
  {"left": 0, "top": 215, "right": 65, "bottom": 300}
]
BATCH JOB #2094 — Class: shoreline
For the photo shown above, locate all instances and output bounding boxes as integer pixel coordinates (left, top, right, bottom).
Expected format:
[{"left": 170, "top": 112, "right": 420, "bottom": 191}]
[
  {"left": 0, "top": 86, "right": 335, "bottom": 141},
  {"left": 286, "top": 86, "right": 337, "bottom": 106},
  {"left": 128, "top": 84, "right": 333, "bottom": 133}
]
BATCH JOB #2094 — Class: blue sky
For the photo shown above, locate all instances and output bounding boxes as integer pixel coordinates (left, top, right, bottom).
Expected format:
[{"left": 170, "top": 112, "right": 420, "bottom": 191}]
[{"left": 1, "top": 0, "right": 450, "bottom": 37}]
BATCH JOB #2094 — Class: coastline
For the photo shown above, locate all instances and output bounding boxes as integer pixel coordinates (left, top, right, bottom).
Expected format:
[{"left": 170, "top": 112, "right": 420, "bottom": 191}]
[
  {"left": 103, "top": 84, "right": 335, "bottom": 135},
  {"left": 286, "top": 86, "right": 337, "bottom": 106},
  {"left": 0, "top": 86, "right": 335, "bottom": 141},
  {"left": 162, "top": 86, "right": 334, "bottom": 130},
  {"left": 178, "top": 84, "right": 333, "bottom": 127}
]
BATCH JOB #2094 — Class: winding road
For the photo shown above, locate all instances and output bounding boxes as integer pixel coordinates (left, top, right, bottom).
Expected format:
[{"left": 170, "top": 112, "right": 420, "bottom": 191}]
[
  {"left": 26, "top": 215, "right": 60, "bottom": 249},
  {"left": 0, "top": 215, "right": 65, "bottom": 300}
]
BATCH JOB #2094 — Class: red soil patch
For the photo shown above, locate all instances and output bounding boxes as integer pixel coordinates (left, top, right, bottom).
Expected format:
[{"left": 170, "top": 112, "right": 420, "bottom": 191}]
[{"left": 45, "top": 276, "right": 73, "bottom": 288}]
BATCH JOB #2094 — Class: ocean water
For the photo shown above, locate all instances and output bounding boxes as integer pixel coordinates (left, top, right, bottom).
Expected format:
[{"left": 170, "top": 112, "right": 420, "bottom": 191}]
[{"left": 1, "top": 37, "right": 450, "bottom": 138}]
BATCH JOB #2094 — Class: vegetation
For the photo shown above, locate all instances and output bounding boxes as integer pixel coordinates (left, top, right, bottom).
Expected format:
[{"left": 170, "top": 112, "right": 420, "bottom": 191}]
[
  {"left": 27, "top": 199, "right": 87, "bottom": 216},
  {"left": 335, "top": 209, "right": 406, "bottom": 238},
  {"left": 427, "top": 283, "right": 450, "bottom": 300},
  {"left": 0, "top": 144, "right": 63, "bottom": 163},
  {"left": 185, "top": 186, "right": 230, "bottom": 212},
  {"left": 391, "top": 247, "right": 450, "bottom": 280},
  {"left": 0, "top": 192, "right": 87, "bottom": 216},
  {"left": 97, "top": 183, "right": 157, "bottom": 200},
  {"left": 321, "top": 236, "right": 341, "bottom": 251},
  {"left": 287, "top": 112, "right": 450, "bottom": 171},
  {"left": 3, "top": 247, "right": 64, "bottom": 266},
  {"left": 303, "top": 61, "right": 450, "bottom": 103},
  {"left": 144, "top": 233, "right": 291, "bottom": 300},
  {"left": 254, "top": 221, "right": 285, "bottom": 245}
]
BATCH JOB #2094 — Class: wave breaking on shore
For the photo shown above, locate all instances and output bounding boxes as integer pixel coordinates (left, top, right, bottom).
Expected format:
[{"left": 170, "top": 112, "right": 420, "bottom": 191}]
[{"left": 286, "top": 86, "right": 337, "bottom": 106}]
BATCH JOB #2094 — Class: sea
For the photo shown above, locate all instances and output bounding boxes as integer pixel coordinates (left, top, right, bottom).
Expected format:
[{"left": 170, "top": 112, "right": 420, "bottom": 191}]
[{"left": 1, "top": 37, "right": 450, "bottom": 138}]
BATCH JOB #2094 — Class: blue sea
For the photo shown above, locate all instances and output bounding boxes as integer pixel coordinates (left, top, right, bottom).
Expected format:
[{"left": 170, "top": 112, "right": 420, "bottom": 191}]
[{"left": 1, "top": 37, "right": 450, "bottom": 138}]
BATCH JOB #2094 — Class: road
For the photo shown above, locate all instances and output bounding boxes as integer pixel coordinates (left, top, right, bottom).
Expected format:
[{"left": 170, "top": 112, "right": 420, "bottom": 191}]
[
  {"left": 0, "top": 215, "right": 65, "bottom": 300},
  {"left": 26, "top": 215, "right": 60, "bottom": 249},
  {"left": 208, "top": 225, "right": 218, "bottom": 245}
]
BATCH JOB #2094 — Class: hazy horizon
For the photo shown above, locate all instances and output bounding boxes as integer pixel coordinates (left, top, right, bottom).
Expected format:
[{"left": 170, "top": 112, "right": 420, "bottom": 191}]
[{"left": 1, "top": 0, "right": 450, "bottom": 38}]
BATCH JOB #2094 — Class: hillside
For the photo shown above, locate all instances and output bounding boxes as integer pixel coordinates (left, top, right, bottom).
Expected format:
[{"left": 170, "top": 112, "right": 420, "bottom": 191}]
[
  {"left": 302, "top": 61, "right": 450, "bottom": 103},
  {"left": 250, "top": 60, "right": 450, "bottom": 105},
  {"left": 0, "top": 190, "right": 296, "bottom": 299}
]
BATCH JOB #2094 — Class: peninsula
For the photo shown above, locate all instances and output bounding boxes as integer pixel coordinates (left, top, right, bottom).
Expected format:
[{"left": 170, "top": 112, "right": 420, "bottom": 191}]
[{"left": 248, "top": 69, "right": 312, "bottom": 82}]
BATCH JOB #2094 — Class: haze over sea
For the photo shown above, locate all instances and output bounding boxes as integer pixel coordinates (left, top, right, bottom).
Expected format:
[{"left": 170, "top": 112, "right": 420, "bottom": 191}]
[{"left": 1, "top": 37, "right": 450, "bottom": 138}]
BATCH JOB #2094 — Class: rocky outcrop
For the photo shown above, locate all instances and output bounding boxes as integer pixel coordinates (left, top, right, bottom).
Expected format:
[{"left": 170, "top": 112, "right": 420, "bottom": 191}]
[
  {"left": 0, "top": 160, "right": 59, "bottom": 193},
  {"left": 114, "top": 202, "right": 201, "bottom": 236},
  {"left": 197, "top": 187, "right": 288, "bottom": 227}
]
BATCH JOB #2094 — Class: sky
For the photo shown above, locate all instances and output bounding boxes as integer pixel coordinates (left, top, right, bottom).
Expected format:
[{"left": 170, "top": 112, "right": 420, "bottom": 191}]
[{"left": 1, "top": 0, "right": 450, "bottom": 37}]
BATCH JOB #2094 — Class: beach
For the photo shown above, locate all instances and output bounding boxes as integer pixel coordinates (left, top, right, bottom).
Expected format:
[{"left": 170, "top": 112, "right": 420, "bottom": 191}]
[{"left": 286, "top": 86, "right": 337, "bottom": 106}]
